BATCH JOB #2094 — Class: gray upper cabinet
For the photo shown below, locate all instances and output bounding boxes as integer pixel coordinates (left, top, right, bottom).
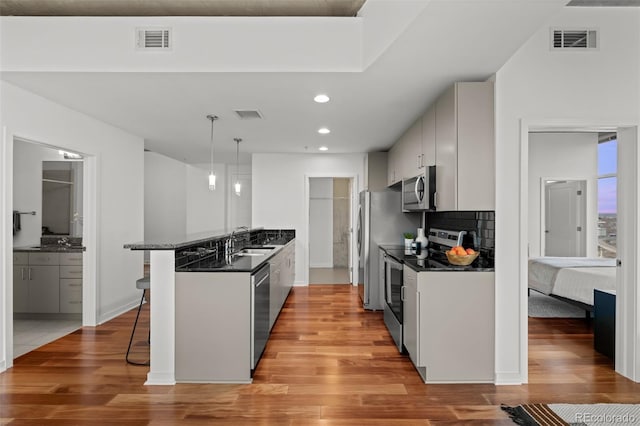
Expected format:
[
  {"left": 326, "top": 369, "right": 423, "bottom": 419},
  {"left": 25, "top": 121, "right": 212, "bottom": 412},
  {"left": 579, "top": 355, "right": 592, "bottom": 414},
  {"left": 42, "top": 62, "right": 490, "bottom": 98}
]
[
  {"left": 435, "top": 82, "right": 495, "bottom": 211},
  {"left": 387, "top": 117, "right": 423, "bottom": 186},
  {"left": 421, "top": 104, "right": 436, "bottom": 169},
  {"left": 387, "top": 81, "right": 494, "bottom": 211},
  {"left": 387, "top": 142, "right": 401, "bottom": 186}
]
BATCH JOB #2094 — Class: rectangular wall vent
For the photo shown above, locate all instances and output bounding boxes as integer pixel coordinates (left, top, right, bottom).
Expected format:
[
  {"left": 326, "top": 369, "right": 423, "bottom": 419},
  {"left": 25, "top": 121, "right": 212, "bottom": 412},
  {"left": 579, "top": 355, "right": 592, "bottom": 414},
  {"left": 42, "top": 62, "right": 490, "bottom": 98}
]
[
  {"left": 551, "top": 28, "right": 598, "bottom": 49},
  {"left": 136, "top": 28, "right": 171, "bottom": 50},
  {"left": 234, "top": 110, "right": 263, "bottom": 120}
]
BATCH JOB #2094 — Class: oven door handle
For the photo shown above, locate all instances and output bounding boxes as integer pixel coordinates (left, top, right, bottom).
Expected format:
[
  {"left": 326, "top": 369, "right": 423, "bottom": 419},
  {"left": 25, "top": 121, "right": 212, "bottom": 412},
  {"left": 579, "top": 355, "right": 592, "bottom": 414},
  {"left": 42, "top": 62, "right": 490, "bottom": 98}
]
[{"left": 385, "top": 256, "right": 393, "bottom": 304}]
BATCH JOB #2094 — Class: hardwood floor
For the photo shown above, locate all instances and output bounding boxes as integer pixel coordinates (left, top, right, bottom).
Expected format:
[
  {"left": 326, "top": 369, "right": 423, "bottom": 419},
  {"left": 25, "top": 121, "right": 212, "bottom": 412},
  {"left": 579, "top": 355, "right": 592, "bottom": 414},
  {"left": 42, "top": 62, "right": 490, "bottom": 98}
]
[{"left": 2, "top": 284, "right": 640, "bottom": 425}]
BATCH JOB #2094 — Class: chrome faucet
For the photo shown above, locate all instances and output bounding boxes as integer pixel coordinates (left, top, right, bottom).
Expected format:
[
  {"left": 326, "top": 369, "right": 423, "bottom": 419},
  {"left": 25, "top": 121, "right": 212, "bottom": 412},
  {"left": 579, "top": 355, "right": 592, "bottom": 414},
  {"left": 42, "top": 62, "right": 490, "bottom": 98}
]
[
  {"left": 57, "top": 237, "right": 71, "bottom": 247},
  {"left": 227, "top": 226, "right": 250, "bottom": 255}
]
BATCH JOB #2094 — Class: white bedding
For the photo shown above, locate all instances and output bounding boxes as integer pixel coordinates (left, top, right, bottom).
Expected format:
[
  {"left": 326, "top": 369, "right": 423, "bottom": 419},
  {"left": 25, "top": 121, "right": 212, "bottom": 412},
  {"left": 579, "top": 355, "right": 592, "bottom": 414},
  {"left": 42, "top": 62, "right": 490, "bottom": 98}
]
[{"left": 528, "top": 257, "right": 616, "bottom": 306}]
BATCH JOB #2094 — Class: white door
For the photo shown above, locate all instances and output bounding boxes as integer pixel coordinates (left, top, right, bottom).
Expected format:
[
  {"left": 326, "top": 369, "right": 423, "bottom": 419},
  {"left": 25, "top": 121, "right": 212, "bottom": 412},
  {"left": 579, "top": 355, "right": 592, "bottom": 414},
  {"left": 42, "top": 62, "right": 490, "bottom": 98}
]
[{"left": 544, "top": 180, "right": 586, "bottom": 256}]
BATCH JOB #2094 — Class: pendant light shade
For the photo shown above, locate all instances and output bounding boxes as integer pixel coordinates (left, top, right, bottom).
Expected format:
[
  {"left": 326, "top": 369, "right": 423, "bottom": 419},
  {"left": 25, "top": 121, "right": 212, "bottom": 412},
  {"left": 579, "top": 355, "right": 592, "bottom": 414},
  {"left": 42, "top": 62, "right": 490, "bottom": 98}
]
[
  {"left": 234, "top": 138, "right": 242, "bottom": 196},
  {"left": 206, "top": 115, "right": 218, "bottom": 191}
]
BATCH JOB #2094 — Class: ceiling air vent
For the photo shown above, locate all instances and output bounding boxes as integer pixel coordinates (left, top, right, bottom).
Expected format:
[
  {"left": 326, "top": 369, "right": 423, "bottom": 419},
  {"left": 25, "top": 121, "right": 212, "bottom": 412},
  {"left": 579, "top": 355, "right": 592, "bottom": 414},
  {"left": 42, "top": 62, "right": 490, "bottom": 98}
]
[
  {"left": 551, "top": 28, "right": 598, "bottom": 50},
  {"left": 136, "top": 27, "right": 171, "bottom": 50},
  {"left": 234, "top": 110, "right": 263, "bottom": 120}
]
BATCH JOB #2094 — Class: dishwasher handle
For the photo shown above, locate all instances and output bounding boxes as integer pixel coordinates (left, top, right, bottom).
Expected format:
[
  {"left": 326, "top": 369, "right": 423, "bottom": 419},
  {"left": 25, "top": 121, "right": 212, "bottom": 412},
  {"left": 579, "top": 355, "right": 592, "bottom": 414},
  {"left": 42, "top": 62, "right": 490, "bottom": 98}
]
[
  {"left": 255, "top": 273, "right": 269, "bottom": 288},
  {"left": 251, "top": 264, "right": 270, "bottom": 287}
]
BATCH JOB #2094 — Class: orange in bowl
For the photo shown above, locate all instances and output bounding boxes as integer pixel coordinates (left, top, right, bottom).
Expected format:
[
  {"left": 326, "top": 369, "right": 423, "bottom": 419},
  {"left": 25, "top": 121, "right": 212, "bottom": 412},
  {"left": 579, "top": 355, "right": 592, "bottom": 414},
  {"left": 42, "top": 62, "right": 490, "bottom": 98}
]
[{"left": 445, "top": 248, "right": 480, "bottom": 266}]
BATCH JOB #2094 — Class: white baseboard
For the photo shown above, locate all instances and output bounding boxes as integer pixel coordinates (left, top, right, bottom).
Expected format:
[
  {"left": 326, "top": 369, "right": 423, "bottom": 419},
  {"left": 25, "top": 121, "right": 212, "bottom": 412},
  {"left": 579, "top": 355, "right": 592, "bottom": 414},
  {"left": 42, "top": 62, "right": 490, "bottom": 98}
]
[
  {"left": 495, "top": 371, "right": 524, "bottom": 385},
  {"left": 294, "top": 279, "right": 308, "bottom": 287},
  {"left": 146, "top": 372, "right": 176, "bottom": 386},
  {"left": 0, "top": 359, "right": 6, "bottom": 373},
  {"left": 98, "top": 297, "right": 140, "bottom": 325}
]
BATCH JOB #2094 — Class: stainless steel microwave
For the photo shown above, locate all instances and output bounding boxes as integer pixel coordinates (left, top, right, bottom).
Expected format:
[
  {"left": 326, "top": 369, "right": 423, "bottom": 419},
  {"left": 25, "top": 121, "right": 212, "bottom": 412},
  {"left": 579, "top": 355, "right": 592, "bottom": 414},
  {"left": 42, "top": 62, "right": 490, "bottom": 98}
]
[{"left": 402, "top": 166, "right": 436, "bottom": 211}]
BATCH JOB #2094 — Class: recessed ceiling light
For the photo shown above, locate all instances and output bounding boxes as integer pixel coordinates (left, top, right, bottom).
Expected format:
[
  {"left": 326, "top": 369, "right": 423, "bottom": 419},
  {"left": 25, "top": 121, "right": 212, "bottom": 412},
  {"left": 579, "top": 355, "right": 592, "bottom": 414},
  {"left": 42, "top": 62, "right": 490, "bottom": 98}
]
[
  {"left": 314, "top": 94, "right": 330, "bottom": 103},
  {"left": 318, "top": 127, "right": 331, "bottom": 134},
  {"left": 319, "top": 146, "right": 329, "bottom": 151}
]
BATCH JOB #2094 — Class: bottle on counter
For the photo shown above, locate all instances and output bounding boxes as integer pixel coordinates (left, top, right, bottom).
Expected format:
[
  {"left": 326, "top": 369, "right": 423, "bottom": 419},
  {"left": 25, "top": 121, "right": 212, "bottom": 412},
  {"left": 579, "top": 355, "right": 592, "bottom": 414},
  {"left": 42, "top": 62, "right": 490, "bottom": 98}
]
[{"left": 415, "top": 227, "right": 428, "bottom": 260}]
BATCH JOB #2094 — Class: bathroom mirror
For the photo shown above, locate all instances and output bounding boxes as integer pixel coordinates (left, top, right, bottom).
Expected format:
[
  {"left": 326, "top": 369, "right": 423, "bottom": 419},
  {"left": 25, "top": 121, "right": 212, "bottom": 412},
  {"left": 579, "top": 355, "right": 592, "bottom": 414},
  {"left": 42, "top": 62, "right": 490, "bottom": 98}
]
[{"left": 42, "top": 161, "right": 83, "bottom": 237}]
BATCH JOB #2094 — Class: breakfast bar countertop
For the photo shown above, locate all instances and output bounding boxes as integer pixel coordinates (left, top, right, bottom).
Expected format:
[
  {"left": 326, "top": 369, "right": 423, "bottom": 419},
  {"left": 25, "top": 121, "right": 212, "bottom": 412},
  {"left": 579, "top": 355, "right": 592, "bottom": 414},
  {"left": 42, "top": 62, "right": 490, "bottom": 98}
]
[
  {"left": 123, "top": 227, "right": 265, "bottom": 251},
  {"left": 13, "top": 245, "right": 85, "bottom": 253}
]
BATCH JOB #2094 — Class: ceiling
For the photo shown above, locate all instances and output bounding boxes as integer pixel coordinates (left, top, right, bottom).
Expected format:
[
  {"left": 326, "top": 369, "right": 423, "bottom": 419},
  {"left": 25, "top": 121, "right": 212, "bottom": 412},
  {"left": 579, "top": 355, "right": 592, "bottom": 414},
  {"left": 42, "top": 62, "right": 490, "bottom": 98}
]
[
  {"left": 0, "top": 0, "right": 367, "bottom": 17},
  {"left": 1, "top": 1, "right": 574, "bottom": 164}
]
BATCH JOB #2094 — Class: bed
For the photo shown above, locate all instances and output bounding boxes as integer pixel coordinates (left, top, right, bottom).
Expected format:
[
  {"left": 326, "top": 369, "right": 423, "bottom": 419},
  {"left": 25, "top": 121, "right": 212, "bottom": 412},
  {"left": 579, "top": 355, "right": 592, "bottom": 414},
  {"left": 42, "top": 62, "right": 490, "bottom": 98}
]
[{"left": 528, "top": 257, "right": 617, "bottom": 314}]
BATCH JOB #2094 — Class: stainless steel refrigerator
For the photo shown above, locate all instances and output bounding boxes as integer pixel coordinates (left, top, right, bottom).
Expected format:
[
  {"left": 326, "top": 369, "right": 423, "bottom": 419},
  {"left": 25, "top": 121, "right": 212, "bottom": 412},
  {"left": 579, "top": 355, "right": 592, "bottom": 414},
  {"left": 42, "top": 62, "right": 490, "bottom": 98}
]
[{"left": 357, "top": 190, "right": 421, "bottom": 310}]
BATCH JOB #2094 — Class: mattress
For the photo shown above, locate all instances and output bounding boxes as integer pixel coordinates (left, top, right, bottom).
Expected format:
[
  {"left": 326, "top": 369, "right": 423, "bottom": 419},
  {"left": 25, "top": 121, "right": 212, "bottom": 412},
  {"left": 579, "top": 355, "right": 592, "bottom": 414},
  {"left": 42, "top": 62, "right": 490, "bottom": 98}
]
[{"left": 528, "top": 257, "right": 616, "bottom": 305}]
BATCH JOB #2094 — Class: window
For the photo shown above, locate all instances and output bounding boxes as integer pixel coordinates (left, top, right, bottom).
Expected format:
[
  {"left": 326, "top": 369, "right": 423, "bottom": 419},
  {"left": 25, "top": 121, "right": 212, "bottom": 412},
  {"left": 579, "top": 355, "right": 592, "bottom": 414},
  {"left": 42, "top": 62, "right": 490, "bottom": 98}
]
[{"left": 597, "top": 138, "right": 617, "bottom": 258}]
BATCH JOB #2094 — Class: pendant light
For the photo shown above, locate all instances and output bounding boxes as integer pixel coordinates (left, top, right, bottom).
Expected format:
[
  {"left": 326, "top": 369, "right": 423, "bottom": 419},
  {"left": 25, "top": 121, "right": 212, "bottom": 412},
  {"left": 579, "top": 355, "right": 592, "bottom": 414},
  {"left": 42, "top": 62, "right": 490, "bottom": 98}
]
[
  {"left": 206, "top": 114, "right": 218, "bottom": 190},
  {"left": 233, "top": 138, "right": 242, "bottom": 196}
]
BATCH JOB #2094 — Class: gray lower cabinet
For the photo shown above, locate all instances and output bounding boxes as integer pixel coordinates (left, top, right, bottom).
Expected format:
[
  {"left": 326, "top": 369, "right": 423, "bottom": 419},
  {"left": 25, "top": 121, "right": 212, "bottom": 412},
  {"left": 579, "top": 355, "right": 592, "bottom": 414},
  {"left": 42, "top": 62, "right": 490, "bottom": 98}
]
[
  {"left": 13, "top": 251, "right": 83, "bottom": 314},
  {"left": 28, "top": 265, "right": 60, "bottom": 313},
  {"left": 175, "top": 271, "right": 252, "bottom": 383},
  {"left": 269, "top": 257, "right": 282, "bottom": 330},
  {"left": 175, "top": 242, "right": 295, "bottom": 383},
  {"left": 403, "top": 267, "right": 494, "bottom": 383},
  {"left": 13, "top": 253, "right": 29, "bottom": 313},
  {"left": 403, "top": 268, "right": 418, "bottom": 366},
  {"left": 268, "top": 241, "right": 295, "bottom": 330}
]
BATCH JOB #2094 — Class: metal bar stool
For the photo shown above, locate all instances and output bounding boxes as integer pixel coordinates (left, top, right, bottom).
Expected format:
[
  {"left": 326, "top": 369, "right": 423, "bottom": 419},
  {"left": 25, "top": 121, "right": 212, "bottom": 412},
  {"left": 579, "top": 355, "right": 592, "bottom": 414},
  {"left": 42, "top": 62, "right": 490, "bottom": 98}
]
[{"left": 126, "top": 276, "right": 150, "bottom": 366}]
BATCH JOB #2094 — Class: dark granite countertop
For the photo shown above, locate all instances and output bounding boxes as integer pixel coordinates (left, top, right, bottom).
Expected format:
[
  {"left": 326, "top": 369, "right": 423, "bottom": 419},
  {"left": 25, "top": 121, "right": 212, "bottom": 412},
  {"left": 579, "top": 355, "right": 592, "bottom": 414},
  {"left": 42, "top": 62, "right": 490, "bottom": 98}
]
[
  {"left": 175, "top": 240, "right": 293, "bottom": 273},
  {"left": 379, "top": 245, "right": 494, "bottom": 272},
  {"left": 124, "top": 227, "right": 265, "bottom": 251},
  {"left": 14, "top": 245, "right": 86, "bottom": 253}
]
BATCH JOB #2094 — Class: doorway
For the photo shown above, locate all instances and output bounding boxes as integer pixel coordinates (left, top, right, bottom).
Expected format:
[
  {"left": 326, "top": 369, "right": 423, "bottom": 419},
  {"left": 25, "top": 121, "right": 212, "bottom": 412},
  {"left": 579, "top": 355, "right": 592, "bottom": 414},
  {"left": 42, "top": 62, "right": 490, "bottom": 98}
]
[
  {"left": 524, "top": 128, "right": 626, "bottom": 381},
  {"left": 308, "top": 177, "right": 352, "bottom": 284},
  {"left": 12, "top": 139, "right": 85, "bottom": 358}
]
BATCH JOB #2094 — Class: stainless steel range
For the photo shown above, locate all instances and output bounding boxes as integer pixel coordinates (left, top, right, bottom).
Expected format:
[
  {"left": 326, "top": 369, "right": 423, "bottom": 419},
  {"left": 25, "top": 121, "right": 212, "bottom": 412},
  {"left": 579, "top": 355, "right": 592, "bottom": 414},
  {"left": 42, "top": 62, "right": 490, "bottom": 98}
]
[{"left": 382, "top": 228, "right": 477, "bottom": 352}]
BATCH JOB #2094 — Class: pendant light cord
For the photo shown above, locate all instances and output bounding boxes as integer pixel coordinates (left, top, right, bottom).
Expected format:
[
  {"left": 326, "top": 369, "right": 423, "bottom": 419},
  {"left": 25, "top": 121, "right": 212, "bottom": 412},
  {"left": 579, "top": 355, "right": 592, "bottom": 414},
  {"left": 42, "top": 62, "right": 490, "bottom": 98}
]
[
  {"left": 236, "top": 138, "right": 240, "bottom": 178},
  {"left": 207, "top": 115, "right": 218, "bottom": 174}
]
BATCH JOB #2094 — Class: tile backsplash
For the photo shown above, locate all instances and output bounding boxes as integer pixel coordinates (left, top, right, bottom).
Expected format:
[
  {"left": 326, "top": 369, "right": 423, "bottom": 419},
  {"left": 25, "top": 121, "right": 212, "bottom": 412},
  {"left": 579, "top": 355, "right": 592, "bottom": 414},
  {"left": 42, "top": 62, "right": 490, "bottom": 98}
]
[{"left": 425, "top": 211, "right": 495, "bottom": 262}]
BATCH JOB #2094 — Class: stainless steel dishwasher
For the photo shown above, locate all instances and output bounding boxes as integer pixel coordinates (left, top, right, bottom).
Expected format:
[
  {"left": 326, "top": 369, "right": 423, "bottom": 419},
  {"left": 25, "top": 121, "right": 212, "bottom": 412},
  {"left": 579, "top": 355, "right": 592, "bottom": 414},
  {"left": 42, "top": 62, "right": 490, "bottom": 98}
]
[{"left": 251, "top": 264, "right": 270, "bottom": 371}]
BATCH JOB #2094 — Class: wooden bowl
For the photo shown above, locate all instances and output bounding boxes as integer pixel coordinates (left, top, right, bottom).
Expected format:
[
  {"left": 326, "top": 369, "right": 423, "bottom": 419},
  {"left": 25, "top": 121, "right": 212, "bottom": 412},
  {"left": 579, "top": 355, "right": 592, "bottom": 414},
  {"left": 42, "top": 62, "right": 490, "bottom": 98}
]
[{"left": 445, "top": 251, "right": 480, "bottom": 266}]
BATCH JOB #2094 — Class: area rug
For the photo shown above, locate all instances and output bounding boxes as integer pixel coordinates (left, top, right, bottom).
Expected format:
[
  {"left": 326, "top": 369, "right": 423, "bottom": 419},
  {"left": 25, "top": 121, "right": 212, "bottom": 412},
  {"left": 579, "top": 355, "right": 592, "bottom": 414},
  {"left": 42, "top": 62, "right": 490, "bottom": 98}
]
[
  {"left": 502, "top": 403, "right": 640, "bottom": 426},
  {"left": 528, "top": 291, "right": 585, "bottom": 318}
]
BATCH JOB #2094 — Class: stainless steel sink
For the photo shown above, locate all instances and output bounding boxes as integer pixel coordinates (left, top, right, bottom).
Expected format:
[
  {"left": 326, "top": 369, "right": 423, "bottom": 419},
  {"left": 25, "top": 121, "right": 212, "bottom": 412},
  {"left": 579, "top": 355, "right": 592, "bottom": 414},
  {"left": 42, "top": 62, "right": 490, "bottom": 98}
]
[{"left": 236, "top": 248, "right": 274, "bottom": 256}]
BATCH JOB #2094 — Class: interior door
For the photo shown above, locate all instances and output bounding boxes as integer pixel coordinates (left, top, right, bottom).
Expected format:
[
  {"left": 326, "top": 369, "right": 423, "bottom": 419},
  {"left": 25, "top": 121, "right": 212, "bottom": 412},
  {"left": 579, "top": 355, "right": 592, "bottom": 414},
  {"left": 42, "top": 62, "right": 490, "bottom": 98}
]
[{"left": 544, "top": 180, "right": 586, "bottom": 256}]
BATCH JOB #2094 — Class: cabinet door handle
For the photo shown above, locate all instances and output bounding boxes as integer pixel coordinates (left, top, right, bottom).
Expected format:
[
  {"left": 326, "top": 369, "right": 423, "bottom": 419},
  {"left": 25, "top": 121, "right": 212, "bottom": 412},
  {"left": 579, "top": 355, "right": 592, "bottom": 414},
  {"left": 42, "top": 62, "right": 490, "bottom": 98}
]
[
  {"left": 401, "top": 286, "right": 405, "bottom": 302},
  {"left": 21, "top": 267, "right": 25, "bottom": 281},
  {"left": 28, "top": 268, "right": 32, "bottom": 281}
]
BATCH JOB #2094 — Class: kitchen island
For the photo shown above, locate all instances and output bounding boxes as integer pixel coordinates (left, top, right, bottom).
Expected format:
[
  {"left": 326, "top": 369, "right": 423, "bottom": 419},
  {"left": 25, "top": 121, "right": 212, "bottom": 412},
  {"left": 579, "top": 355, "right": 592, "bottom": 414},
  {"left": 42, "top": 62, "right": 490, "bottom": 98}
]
[{"left": 124, "top": 227, "right": 295, "bottom": 385}]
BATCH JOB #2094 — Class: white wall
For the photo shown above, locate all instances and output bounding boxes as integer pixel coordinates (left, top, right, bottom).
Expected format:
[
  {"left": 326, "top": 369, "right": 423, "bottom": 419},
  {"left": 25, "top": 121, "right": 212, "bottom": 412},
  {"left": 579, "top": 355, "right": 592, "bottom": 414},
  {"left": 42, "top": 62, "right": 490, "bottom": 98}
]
[
  {"left": 528, "top": 132, "right": 598, "bottom": 258},
  {"left": 1, "top": 81, "right": 145, "bottom": 371},
  {"left": 495, "top": 8, "right": 640, "bottom": 384},
  {"left": 309, "top": 178, "right": 334, "bottom": 268},
  {"left": 252, "top": 153, "right": 364, "bottom": 285},
  {"left": 144, "top": 151, "right": 187, "bottom": 261},
  {"left": 186, "top": 163, "right": 228, "bottom": 234},
  {"left": 12, "top": 141, "right": 62, "bottom": 247},
  {"left": 227, "top": 164, "right": 252, "bottom": 230}
]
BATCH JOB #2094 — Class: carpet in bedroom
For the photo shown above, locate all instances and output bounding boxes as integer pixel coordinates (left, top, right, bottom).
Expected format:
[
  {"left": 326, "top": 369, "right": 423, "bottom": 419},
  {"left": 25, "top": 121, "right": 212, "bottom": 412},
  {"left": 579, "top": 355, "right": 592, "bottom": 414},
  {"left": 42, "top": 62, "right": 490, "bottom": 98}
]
[{"left": 528, "top": 291, "right": 586, "bottom": 318}]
